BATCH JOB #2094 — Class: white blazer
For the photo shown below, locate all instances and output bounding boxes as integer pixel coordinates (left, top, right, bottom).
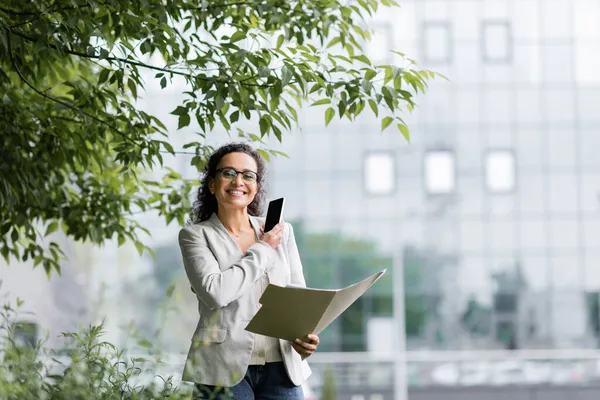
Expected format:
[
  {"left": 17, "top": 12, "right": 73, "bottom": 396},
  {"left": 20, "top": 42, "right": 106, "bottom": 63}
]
[{"left": 178, "top": 213, "right": 311, "bottom": 387}]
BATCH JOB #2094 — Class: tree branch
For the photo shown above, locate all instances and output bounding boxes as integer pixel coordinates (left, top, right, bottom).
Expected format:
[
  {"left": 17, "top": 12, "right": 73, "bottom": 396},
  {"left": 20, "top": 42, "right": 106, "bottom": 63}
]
[
  {"left": 5, "top": 29, "right": 146, "bottom": 150},
  {"left": 8, "top": 27, "right": 281, "bottom": 89}
]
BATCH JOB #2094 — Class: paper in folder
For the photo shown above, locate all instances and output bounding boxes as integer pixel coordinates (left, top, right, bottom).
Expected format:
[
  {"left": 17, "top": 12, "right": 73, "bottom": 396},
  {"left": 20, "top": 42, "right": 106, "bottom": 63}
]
[{"left": 245, "top": 269, "right": 386, "bottom": 341}]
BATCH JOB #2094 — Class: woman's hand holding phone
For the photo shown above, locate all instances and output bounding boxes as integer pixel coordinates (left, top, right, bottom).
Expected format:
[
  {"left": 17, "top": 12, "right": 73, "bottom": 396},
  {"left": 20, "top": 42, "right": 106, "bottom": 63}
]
[{"left": 260, "top": 222, "right": 284, "bottom": 249}]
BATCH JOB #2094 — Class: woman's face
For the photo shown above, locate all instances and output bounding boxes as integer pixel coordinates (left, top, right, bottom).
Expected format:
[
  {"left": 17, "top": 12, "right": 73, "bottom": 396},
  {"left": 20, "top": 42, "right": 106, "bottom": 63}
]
[{"left": 209, "top": 152, "right": 259, "bottom": 213}]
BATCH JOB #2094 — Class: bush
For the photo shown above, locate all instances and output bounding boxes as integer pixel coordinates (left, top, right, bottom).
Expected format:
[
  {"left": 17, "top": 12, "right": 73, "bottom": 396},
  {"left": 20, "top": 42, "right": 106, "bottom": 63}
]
[{"left": 0, "top": 303, "right": 193, "bottom": 400}]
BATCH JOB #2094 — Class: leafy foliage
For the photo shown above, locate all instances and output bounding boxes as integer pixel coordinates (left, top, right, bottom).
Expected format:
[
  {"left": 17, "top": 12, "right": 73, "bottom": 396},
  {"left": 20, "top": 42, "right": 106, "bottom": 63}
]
[
  {"left": 0, "top": 303, "right": 195, "bottom": 399},
  {"left": 0, "top": 0, "right": 438, "bottom": 275}
]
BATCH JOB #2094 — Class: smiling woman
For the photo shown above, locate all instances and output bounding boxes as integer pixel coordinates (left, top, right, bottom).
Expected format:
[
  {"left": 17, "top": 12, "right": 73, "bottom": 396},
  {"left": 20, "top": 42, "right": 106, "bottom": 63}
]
[{"left": 179, "top": 142, "right": 319, "bottom": 399}]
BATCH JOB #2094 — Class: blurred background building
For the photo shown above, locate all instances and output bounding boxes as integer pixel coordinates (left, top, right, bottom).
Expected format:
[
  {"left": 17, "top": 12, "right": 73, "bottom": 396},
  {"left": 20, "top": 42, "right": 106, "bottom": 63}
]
[{"left": 2, "top": 0, "right": 600, "bottom": 398}]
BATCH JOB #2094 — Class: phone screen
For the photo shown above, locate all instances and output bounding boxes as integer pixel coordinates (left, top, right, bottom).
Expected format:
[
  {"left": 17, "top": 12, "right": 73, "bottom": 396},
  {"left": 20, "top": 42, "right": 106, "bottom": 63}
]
[{"left": 264, "top": 198, "right": 285, "bottom": 232}]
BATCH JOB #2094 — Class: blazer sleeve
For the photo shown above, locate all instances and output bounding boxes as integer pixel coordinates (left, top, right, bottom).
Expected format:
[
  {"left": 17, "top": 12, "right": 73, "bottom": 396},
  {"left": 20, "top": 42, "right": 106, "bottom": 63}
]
[
  {"left": 286, "top": 223, "right": 307, "bottom": 288},
  {"left": 178, "top": 225, "right": 276, "bottom": 309}
]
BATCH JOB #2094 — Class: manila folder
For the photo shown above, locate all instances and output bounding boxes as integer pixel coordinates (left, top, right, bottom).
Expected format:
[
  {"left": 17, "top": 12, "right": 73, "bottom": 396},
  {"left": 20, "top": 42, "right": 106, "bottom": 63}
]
[{"left": 245, "top": 269, "right": 386, "bottom": 341}]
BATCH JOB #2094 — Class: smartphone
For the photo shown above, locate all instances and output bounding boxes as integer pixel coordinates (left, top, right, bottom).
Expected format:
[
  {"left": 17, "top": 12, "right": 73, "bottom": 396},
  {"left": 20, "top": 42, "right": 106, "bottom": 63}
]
[{"left": 264, "top": 197, "right": 285, "bottom": 232}]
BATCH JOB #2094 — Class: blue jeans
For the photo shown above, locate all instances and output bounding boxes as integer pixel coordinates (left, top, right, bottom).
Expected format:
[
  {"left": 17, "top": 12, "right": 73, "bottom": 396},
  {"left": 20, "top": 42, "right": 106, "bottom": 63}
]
[{"left": 193, "top": 362, "right": 303, "bottom": 400}]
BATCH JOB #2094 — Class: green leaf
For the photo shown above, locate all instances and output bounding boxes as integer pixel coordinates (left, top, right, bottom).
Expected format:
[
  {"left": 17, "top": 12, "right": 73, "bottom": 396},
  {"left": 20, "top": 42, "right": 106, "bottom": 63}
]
[
  {"left": 365, "top": 69, "right": 377, "bottom": 80},
  {"left": 368, "top": 99, "right": 378, "bottom": 117},
  {"left": 178, "top": 113, "right": 191, "bottom": 129},
  {"left": 352, "top": 55, "right": 371, "bottom": 66},
  {"left": 325, "top": 107, "right": 335, "bottom": 126},
  {"left": 276, "top": 35, "right": 284, "bottom": 49},
  {"left": 98, "top": 69, "right": 110, "bottom": 85},
  {"left": 166, "top": 282, "right": 176, "bottom": 298},
  {"left": 398, "top": 123, "right": 410, "bottom": 142},
  {"left": 45, "top": 222, "right": 59, "bottom": 236},
  {"left": 259, "top": 115, "right": 270, "bottom": 136},
  {"left": 310, "top": 99, "right": 331, "bottom": 107},
  {"left": 230, "top": 31, "right": 246, "bottom": 43},
  {"left": 327, "top": 37, "right": 342, "bottom": 48},
  {"left": 127, "top": 78, "right": 137, "bottom": 99},
  {"left": 135, "top": 241, "right": 144, "bottom": 256},
  {"left": 281, "top": 66, "right": 293, "bottom": 87},
  {"left": 381, "top": 117, "right": 393, "bottom": 132}
]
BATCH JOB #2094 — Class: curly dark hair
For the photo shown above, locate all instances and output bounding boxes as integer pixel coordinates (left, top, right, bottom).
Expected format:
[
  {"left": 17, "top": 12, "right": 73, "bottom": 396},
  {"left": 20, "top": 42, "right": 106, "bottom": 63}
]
[{"left": 190, "top": 142, "right": 267, "bottom": 223}]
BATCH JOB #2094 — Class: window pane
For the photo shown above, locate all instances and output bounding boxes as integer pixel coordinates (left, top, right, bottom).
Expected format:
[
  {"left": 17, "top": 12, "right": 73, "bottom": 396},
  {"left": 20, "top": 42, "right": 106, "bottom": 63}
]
[
  {"left": 460, "top": 220, "right": 485, "bottom": 253},
  {"left": 423, "top": 21, "right": 452, "bottom": 63},
  {"left": 547, "top": 128, "right": 577, "bottom": 168},
  {"left": 575, "top": 42, "right": 600, "bottom": 84},
  {"left": 549, "top": 219, "right": 581, "bottom": 250},
  {"left": 550, "top": 255, "right": 582, "bottom": 289},
  {"left": 520, "top": 218, "right": 548, "bottom": 250},
  {"left": 519, "top": 173, "right": 545, "bottom": 215},
  {"left": 584, "top": 252, "right": 600, "bottom": 290},
  {"left": 367, "top": 24, "right": 392, "bottom": 64},
  {"left": 364, "top": 152, "right": 395, "bottom": 195},
  {"left": 549, "top": 174, "right": 578, "bottom": 213},
  {"left": 483, "top": 21, "right": 512, "bottom": 62},
  {"left": 521, "top": 255, "right": 549, "bottom": 290},
  {"left": 489, "top": 219, "right": 516, "bottom": 254},
  {"left": 582, "top": 216, "right": 600, "bottom": 251},
  {"left": 424, "top": 150, "right": 456, "bottom": 194},
  {"left": 541, "top": 0, "right": 572, "bottom": 39},
  {"left": 485, "top": 150, "right": 516, "bottom": 193},
  {"left": 541, "top": 44, "right": 574, "bottom": 83}
]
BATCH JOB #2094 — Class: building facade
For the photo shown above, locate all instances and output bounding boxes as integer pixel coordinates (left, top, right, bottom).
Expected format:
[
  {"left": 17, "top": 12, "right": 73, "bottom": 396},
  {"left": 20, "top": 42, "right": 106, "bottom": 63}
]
[{"left": 265, "top": 0, "right": 600, "bottom": 352}]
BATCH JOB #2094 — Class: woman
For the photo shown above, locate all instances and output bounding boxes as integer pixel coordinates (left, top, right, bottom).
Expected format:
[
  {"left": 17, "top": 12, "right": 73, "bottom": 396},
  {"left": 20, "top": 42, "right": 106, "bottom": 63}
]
[{"left": 178, "top": 142, "right": 319, "bottom": 399}]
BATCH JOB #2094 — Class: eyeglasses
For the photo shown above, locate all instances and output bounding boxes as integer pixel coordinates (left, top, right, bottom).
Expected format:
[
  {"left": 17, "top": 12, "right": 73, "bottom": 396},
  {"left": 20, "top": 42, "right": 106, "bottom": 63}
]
[{"left": 216, "top": 167, "right": 258, "bottom": 183}]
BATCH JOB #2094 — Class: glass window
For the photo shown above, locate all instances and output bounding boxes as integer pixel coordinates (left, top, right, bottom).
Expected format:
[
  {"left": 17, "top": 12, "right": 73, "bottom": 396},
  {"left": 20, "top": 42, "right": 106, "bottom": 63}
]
[
  {"left": 582, "top": 216, "right": 600, "bottom": 250},
  {"left": 544, "top": 88, "right": 575, "bottom": 124},
  {"left": 580, "top": 132, "right": 600, "bottom": 170},
  {"left": 516, "top": 128, "right": 544, "bottom": 169},
  {"left": 460, "top": 256, "right": 493, "bottom": 293},
  {"left": 304, "top": 179, "right": 332, "bottom": 218},
  {"left": 333, "top": 177, "right": 363, "bottom": 216},
  {"left": 540, "top": 0, "right": 572, "bottom": 39},
  {"left": 456, "top": 130, "right": 483, "bottom": 172},
  {"left": 516, "top": 89, "right": 542, "bottom": 124},
  {"left": 482, "top": 20, "right": 512, "bottom": 63},
  {"left": 513, "top": 43, "right": 542, "bottom": 84},
  {"left": 460, "top": 220, "right": 485, "bottom": 253},
  {"left": 364, "top": 152, "right": 395, "bottom": 195},
  {"left": 457, "top": 176, "right": 484, "bottom": 215},
  {"left": 367, "top": 24, "right": 392, "bottom": 64},
  {"left": 549, "top": 174, "right": 579, "bottom": 213},
  {"left": 520, "top": 218, "right": 548, "bottom": 250},
  {"left": 577, "top": 89, "right": 600, "bottom": 124},
  {"left": 488, "top": 219, "right": 516, "bottom": 254},
  {"left": 512, "top": 0, "right": 540, "bottom": 40},
  {"left": 303, "top": 130, "right": 332, "bottom": 172},
  {"left": 575, "top": 42, "right": 600, "bottom": 84},
  {"left": 549, "top": 219, "right": 580, "bottom": 250},
  {"left": 482, "top": 88, "right": 511, "bottom": 124},
  {"left": 333, "top": 129, "right": 363, "bottom": 172},
  {"left": 521, "top": 255, "right": 549, "bottom": 290},
  {"left": 422, "top": 21, "right": 452, "bottom": 64},
  {"left": 517, "top": 173, "right": 548, "bottom": 215},
  {"left": 547, "top": 128, "right": 577, "bottom": 168},
  {"left": 574, "top": 0, "right": 600, "bottom": 39},
  {"left": 584, "top": 252, "right": 600, "bottom": 290},
  {"left": 542, "top": 44, "right": 574, "bottom": 83},
  {"left": 424, "top": 150, "right": 456, "bottom": 194},
  {"left": 456, "top": 90, "right": 481, "bottom": 125},
  {"left": 485, "top": 150, "right": 516, "bottom": 193}
]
